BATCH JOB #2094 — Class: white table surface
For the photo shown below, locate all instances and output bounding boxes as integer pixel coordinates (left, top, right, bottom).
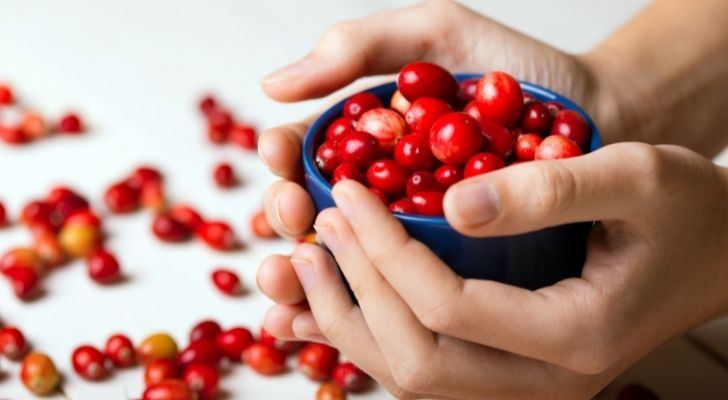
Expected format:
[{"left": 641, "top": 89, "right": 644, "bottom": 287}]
[{"left": 1, "top": 1, "right": 726, "bottom": 399}]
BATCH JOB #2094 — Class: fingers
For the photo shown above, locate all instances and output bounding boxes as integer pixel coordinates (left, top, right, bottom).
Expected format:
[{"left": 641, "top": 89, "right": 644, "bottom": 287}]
[
  {"left": 257, "top": 254, "right": 306, "bottom": 305},
  {"left": 264, "top": 180, "right": 316, "bottom": 237},
  {"left": 258, "top": 122, "right": 308, "bottom": 181},
  {"left": 263, "top": 303, "right": 310, "bottom": 341}
]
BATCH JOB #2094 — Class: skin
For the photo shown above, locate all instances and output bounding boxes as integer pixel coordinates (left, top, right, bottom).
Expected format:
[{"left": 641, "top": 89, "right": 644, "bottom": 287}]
[{"left": 255, "top": 0, "right": 728, "bottom": 398}]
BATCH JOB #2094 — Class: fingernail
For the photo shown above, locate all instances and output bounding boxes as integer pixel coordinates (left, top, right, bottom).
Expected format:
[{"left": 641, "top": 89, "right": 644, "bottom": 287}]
[
  {"left": 332, "top": 192, "right": 356, "bottom": 222},
  {"left": 314, "top": 224, "right": 339, "bottom": 253},
  {"left": 290, "top": 257, "right": 314, "bottom": 290},
  {"left": 262, "top": 59, "right": 313, "bottom": 85},
  {"left": 449, "top": 182, "right": 500, "bottom": 225}
]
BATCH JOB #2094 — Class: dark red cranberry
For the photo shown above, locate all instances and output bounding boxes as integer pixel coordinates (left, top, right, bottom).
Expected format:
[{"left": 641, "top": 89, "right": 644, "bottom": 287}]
[
  {"left": 0, "top": 201, "right": 6, "bottom": 227},
  {"left": 515, "top": 133, "right": 543, "bottom": 161},
  {"left": 463, "top": 101, "right": 483, "bottom": 124},
  {"left": 404, "top": 97, "right": 452, "bottom": 134},
  {"left": 189, "top": 320, "right": 222, "bottom": 343},
  {"left": 393, "top": 134, "right": 435, "bottom": 171},
  {"left": 357, "top": 108, "right": 406, "bottom": 151},
  {"left": 534, "top": 135, "right": 583, "bottom": 160},
  {"left": 127, "top": 166, "right": 163, "bottom": 190},
  {"left": 183, "top": 363, "right": 219, "bottom": 399},
  {"left": 338, "top": 131, "right": 379, "bottom": 169},
  {"left": 21, "top": 201, "right": 60, "bottom": 233},
  {"left": 104, "top": 181, "right": 140, "bottom": 213},
  {"left": 457, "top": 78, "right": 479, "bottom": 105},
  {"left": 406, "top": 171, "right": 442, "bottom": 198},
  {"left": 0, "top": 126, "right": 27, "bottom": 144},
  {"left": 325, "top": 118, "right": 354, "bottom": 143},
  {"left": 332, "top": 362, "right": 369, "bottom": 393},
  {"left": 211, "top": 268, "right": 242, "bottom": 295},
  {"left": 105, "top": 334, "right": 135, "bottom": 367},
  {"left": 331, "top": 163, "right": 363, "bottom": 184},
  {"left": 71, "top": 345, "right": 108, "bottom": 380},
  {"left": 0, "top": 84, "right": 14, "bottom": 105},
  {"left": 213, "top": 162, "right": 238, "bottom": 188},
  {"left": 389, "top": 198, "right": 416, "bottom": 214},
  {"left": 169, "top": 204, "right": 204, "bottom": 231},
  {"left": 433, "top": 165, "right": 463, "bottom": 189},
  {"left": 152, "top": 214, "right": 191, "bottom": 242},
  {"left": 519, "top": 101, "right": 553, "bottom": 134},
  {"left": 51, "top": 194, "right": 89, "bottom": 224},
  {"left": 177, "top": 340, "right": 222, "bottom": 369},
  {"left": 480, "top": 120, "right": 514, "bottom": 159},
  {"left": 6, "top": 266, "right": 39, "bottom": 299},
  {"left": 315, "top": 141, "right": 341, "bottom": 176},
  {"left": 206, "top": 110, "right": 233, "bottom": 143},
  {"left": 523, "top": 92, "right": 536, "bottom": 104},
  {"left": 366, "top": 160, "right": 408, "bottom": 196},
  {"left": 475, "top": 71, "right": 524, "bottom": 127},
  {"left": 545, "top": 101, "right": 565, "bottom": 116},
  {"left": 57, "top": 113, "right": 84, "bottom": 134},
  {"left": 0, "top": 326, "right": 27, "bottom": 360},
  {"left": 397, "top": 62, "right": 458, "bottom": 102},
  {"left": 410, "top": 192, "right": 445, "bottom": 216},
  {"left": 464, "top": 153, "right": 505, "bottom": 178},
  {"left": 298, "top": 343, "right": 340, "bottom": 381},
  {"left": 230, "top": 124, "right": 257, "bottom": 150},
  {"left": 197, "top": 221, "right": 238, "bottom": 250},
  {"left": 198, "top": 95, "right": 218, "bottom": 116},
  {"left": 429, "top": 112, "right": 482, "bottom": 165},
  {"left": 216, "top": 327, "right": 254, "bottom": 361},
  {"left": 550, "top": 110, "right": 590, "bottom": 149},
  {"left": 86, "top": 249, "right": 121, "bottom": 283},
  {"left": 343, "top": 92, "right": 382, "bottom": 121}
]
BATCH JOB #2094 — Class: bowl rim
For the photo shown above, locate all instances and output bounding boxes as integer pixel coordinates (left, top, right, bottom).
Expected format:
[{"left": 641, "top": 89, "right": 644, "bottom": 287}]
[{"left": 303, "top": 73, "right": 603, "bottom": 228}]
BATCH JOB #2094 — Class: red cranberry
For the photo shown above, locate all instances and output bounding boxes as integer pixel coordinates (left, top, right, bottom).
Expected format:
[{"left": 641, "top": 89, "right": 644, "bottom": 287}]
[
  {"left": 140, "top": 180, "right": 166, "bottom": 213},
  {"left": 127, "top": 166, "right": 163, "bottom": 190},
  {"left": 464, "top": 153, "right": 505, "bottom": 178},
  {"left": 410, "top": 192, "right": 445, "bottom": 216},
  {"left": 389, "top": 90, "right": 411, "bottom": 115},
  {"left": 152, "top": 214, "right": 192, "bottom": 242},
  {"left": 183, "top": 363, "right": 219, "bottom": 399},
  {"left": 515, "top": 133, "right": 543, "bottom": 161},
  {"left": 366, "top": 159, "right": 408, "bottom": 196},
  {"left": 6, "top": 266, "right": 39, "bottom": 299},
  {"left": 480, "top": 120, "right": 514, "bottom": 159},
  {"left": 357, "top": 108, "right": 406, "bottom": 151},
  {"left": 397, "top": 62, "right": 458, "bottom": 102},
  {"left": 0, "top": 201, "right": 6, "bottom": 226},
  {"left": 429, "top": 112, "right": 483, "bottom": 165},
  {"left": 457, "top": 78, "right": 479, "bottom": 105},
  {"left": 21, "top": 201, "right": 59, "bottom": 233},
  {"left": 145, "top": 359, "right": 181, "bottom": 386},
  {"left": 519, "top": 101, "right": 553, "bottom": 134},
  {"left": 343, "top": 92, "right": 382, "bottom": 121},
  {"left": 332, "top": 362, "right": 368, "bottom": 392},
  {"left": 433, "top": 165, "right": 463, "bottom": 189},
  {"left": 104, "top": 181, "right": 140, "bottom": 213},
  {"left": 212, "top": 162, "right": 238, "bottom": 188},
  {"left": 0, "top": 326, "right": 27, "bottom": 360},
  {"left": 0, "top": 125, "right": 27, "bottom": 144},
  {"left": 337, "top": 131, "right": 380, "bottom": 169},
  {"left": 315, "top": 141, "right": 342, "bottom": 175},
  {"left": 331, "top": 162, "right": 363, "bottom": 184},
  {"left": 49, "top": 193, "right": 89, "bottom": 223},
  {"left": 298, "top": 343, "right": 340, "bottom": 381},
  {"left": 1, "top": 247, "right": 45, "bottom": 277},
  {"left": 463, "top": 100, "right": 483, "bottom": 124},
  {"left": 0, "top": 84, "right": 14, "bottom": 105},
  {"left": 47, "top": 186, "right": 81, "bottom": 206},
  {"left": 170, "top": 204, "right": 204, "bottom": 231},
  {"left": 550, "top": 109, "right": 590, "bottom": 149},
  {"left": 190, "top": 320, "right": 222, "bottom": 343},
  {"left": 243, "top": 343, "right": 287, "bottom": 375},
  {"left": 198, "top": 95, "right": 218, "bottom": 116},
  {"left": 142, "top": 379, "right": 194, "bottom": 400},
  {"left": 404, "top": 97, "right": 452, "bottom": 134},
  {"left": 545, "top": 101, "right": 565, "bottom": 116},
  {"left": 86, "top": 249, "right": 121, "bottom": 283},
  {"left": 57, "top": 113, "right": 84, "bottom": 134},
  {"left": 230, "top": 124, "right": 257, "bottom": 150},
  {"left": 406, "top": 171, "right": 442, "bottom": 197},
  {"left": 523, "top": 92, "right": 536, "bottom": 104},
  {"left": 316, "top": 382, "right": 346, "bottom": 400},
  {"left": 325, "top": 118, "right": 354, "bottom": 143},
  {"left": 259, "top": 327, "right": 300, "bottom": 353},
  {"left": 71, "top": 345, "right": 108, "bottom": 380},
  {"left": 211, "top": 268, "right": 242, "bottom": 295},
  {"left": 64, "top": 210, "right": 101, "bottom": 228},
  {"left": 475, "top": 71, "right": 524, "bottom": 127},
  {"left": 20, "top": 112, "right": 48, "bottom": 139},
  {"left": 388, "top": 198, "right": 415, "bottom": 213},
  {"left": 197, "top": 221, "right": 238, "bottom": 250},
  {"left": 251, "top": 209, "right": 278, "bottom": 239},
  {"left": 393, "top": 134, "right": 435, "bottom": 171},
  {"left": 105, "top": 334, "right": 135, "bottom": 367},
  {"left": 206, "top": 110, "right": 233, "bottom": 144},
  {"left": 216, "top": 327, "right": 254, "bottom": 361},
  {"left": 177, "top": 340, "right": 221, "bottom": 369},
  {"left": 535, "top": 135, "right": 583, "bottom": 160}
]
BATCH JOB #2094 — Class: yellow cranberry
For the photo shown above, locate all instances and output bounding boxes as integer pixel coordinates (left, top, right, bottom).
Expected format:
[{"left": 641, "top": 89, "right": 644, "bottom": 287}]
[
  {"left": 58, "top": 224, "right": 101, "bottom": 258},
  {"left": 137, "top": 333, "right": 178, "bottom": 364},
  {"left": 33, "top": 233, "right": 66, "bottom": 267},
  {"left": 20, "top": 352, "right": 60, "bottom": 395}
]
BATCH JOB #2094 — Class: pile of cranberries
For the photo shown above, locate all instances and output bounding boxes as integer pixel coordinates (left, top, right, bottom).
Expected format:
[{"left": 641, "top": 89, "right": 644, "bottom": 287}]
[
  {"left": 314, "top": 62, "right": 591, "bottom": 216},
  {"left": 198, "top": 94, "right": 257, "bottom": 150},
  {"left": 0, "top": 82, "right": 85, "bottom": 145},
  {"left": 0, "top": 323, "right": 62, "bottom": 396}
]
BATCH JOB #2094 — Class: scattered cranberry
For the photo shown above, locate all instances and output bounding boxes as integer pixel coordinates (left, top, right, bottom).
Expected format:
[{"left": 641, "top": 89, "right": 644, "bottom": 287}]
[
  {"left": 206, "top": 110, "right": 233, "bottom": 144},
  {"left": 433, "top": 165, "right": 463, "bottom": 189},
  {"left": 366, "top": 159, "right": 408, "bottom": 196},
  {"left": 213, "top": 162, "right": 238, "bottom": 188},
  {"left": 20, "top": 352, "right": 60, "bottom": 395},
  {"left": 389, "top": 198, "right": 416, "bottom": 213},
  {"left": 198, "top": 95, "right": 218, "bottom": 116},
  {"left": 429, "top": 112, "right": 483, "bottom": 165},
  {"left": 393, "top": 134, "right": 436, "bottom": 171},
  {"left": 105, "top": 334, "right": 135, "bottom": 367},
  {"left": 344, "top": 92, "right": 382, "bottom": 121},
  {"left": 189, "top": 320, "right": 222, "bottom": 343},
  {"left": 410, "top": 192, "right": 445, "bottom": 216},
  {"left": 404, "top": 97, "right": 452, "bottom": 134},
  {"left": 331, "top": 162, "right": 363, "bottom": 184},
  {"left": 86, "top": 248, "right": 121, "bottom": 283},
  {"left": 211, "top": 268, "right": 242, "bottom": 296},
  {"left": 519, "top": 101, "right": 553, "bottom": 134},
  {"left": 475, "top": 71, "right": 524, "bottom": 127},
  {"left": 216, "top": 327, "right": 254, "bottom": 361},
  {"left": 58, "top": 223, "right": 101, "bottom": 258},
  {"left": 140, "top": 180, "right": 166, "bottom": 212},
  {"left": 21, "top": 200, "right": 59, "bottom": 234},
  {"left": 0, "top": 84, "right": 14, "bottom": 105},
  {"left": 50, "top": 192, "right": 89, "bottom": 223},
  {"left": 550, "top": 109, "right": 590, "bottom": 149},
  {"left": 515, "top": 133, "right": 543, "bottom": 161},
  {"left": 397, "top": 62, "right": 458, "bottom": 102},
  {"left": 357, "top": 108, "right": 406, "bottom": 151},
  {"left": 145, "top": 359, "right": 181, "bottom": 386},
  {"left": 127, "top": 166, "right": 163, "bottom": 190},
  {"left": 169, "top": 204, "right": 204, "bottom": 231},
  {"left": 64, "top": 209, "right": 102, "bottom": 228},
  {"left": 243, "top": 343, "right": 287, "bottom": 375},
  {"left": 183, "top": 363, "right": 219, "bottom": 399},
  {"left": 104, "top": 181, "right": 140, "bottom": 213},
  {"left": 152, "top": 214, "right": 192, "bottom": 243},
  {"left": 457, "top": 78, "right": 480, "bottom": 105},
  {"left": 337, "top": 131, "right": 380, "bottom": 169},
  {"left": 464, "top": 153, "right": 505, "bottom": 178},
  {"left": 534, "top": 135, "right": 583, "bottom": 160},
  {"left": 298, "top": 343, "right": 340, "bottom": 381},
  {"left": 1, "top": 247, "right": 45, "bottom": 277},
  {"left": 251, "top": 210, "right": 278, "bottom": 239},
  {"left": 332, "top": 362, "right": 369, "bottom": 393},
  {"left": 389, "top": 89, "right": 411, "bottom": 115},
  {"left": 316, "top": 382, "right": 347, "bottom": 400},
  {"left": 5, "top": 266, "right": 39, "bottom": 300},
  {"left": 0, "top": 326, "right": 27, "bottom": 360},
  {"left": 0, "top": 125, "right": 27, "bottom": 144},
  {"left": 20, "top": 112, "right": 48, "bottom": 139},
  {"left": 259, "top": 327, "right": 300, "bottom": 353},
  {"left": 72, "top": 345, "right": 108, "bottom": 380},
  {"left": 142, "top": 379, "right": 195, "bottom": 400},
  {"left": 57, "top": 112, "right": 84, "bottom": 134},
  {"left": 230, "top": 124, "right": 257, "bottom": 150},
  {"left": 138, "top": 333, "right": 179, "bottom": 365},
  {"left": 325, "top": 118, "right": 355, "bottom": 143},
  {"left": 406, "top": 171, "right": 442, "bottom": 198},
  {"left": 316, "top": 141, "right": 342, "bottom": 175},
  {"left": 480, "top": 120, "right": 515, "bottom": 159},
  {"left": 197, "top": 221, "right": 238, "bottom": 250}
]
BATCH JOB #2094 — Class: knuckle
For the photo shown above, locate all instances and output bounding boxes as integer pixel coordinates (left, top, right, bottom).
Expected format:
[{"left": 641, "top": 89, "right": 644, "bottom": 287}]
[
  {"left": 369, "top": 235, "right": 413, "bottom": 270},
  {"left": 321, "top": 20, "right": 361, "bottom": 48},
  {"left": 392, "top": 361, "right": 433, "bottom": 394},
  {"left": 417, "top": 281, "right": 463, "bottom": 334},
  {"left": 531, "top": 163, "right": 578, "bottom": 216},
  {"left": 318, "top": 310, "right": 350, "bottom": 344}
]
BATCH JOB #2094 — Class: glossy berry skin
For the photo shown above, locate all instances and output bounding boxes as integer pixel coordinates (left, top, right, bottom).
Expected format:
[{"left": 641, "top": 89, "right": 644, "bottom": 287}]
[
  {"left": 457, "top": 78, "right": 480, "bottom": 105},
  {"left": 332, "top": 362, "right": 368, "bottom": 393},
  {"left": 127, "top": 166, "right": 163, "bottom": 190},
  {"left": 50, "top": 192, "right": 89, "bottom": 223},
  {"left": 389, "top": 198, "right": 416, "bottom": 214},
  {"left": 331, "top": 162, "right": 363, "bottom": 184},
  {"left": 475, "top": 71, "right": 524, "bottom": 127},
  {"left": 337, "top": 131, "right": 380, "bottom": 169},
  {"left": 169, "top": 204, "right": 204, "bottom": 231},
  {"left": 1, "top": 247, "right": 45, "bottom": 276},
  {"left": 357, "top": 108, "right": 406, "bottom": 151},
  {"left": 550, "top": 109, "right": 590, "bottom": 149},
  {"left": 410, "top": 192, "right": 445, "bottom": 216},
  {"left": 480, "top": 120, "right": 515, "bottom": 159},
  {"left": 389, "top": 90, "right": 411, "bottom": 115},
  {"left": 152, "top": 214, "right": 191, "bottom": 242},
  {"left": 5, "top": 266, "right": 39, "bottom": 300},
  {"left": 298, "top": 343, "right": 340, "bottom": 381},
  {"left": 325, "top": 117, "right": 354, "bottom": 142},
  {"left": 343, "top": 92, "right": 382, "bottom": 121},
  {"left": 58, "top": 113, "right": 83, "bottom": 133},
  {"left": 429, "top": 112, "right": 483, "bottom": 165},
  {"left": 0, "top": 326, "right": 27, "bottom": 360},
  {"left": 178, "top": 340, "right": 221, "bottom": 369},
  {"left": 463, "top": 100, "right": 483, "bottom": 124},
  {"left": 0, "top": 84, "right": 14, "bottom": 104},
  {"left": 515, "top": 133, "right": 543, "bottom": 161},
  {"left": 545, "top": 101, "right": 565, "bottom": 116},
  {"left": 138, "top": 333, "right": 179, "bottom": 364},
  {"left": 206, "top": 110, "right": 233, "bottom": 143},
  {"left": 189, "top": 320, "right": 222, "bottom": 343},
  {"left": 64, "top": 209, "right": 101, "bottom": 228},
  {"left": 519, "top": 101, "right": 553, "bottom": 135},
  {"left": 197, "top": 221, "right": 237, "bottom": 250},
  {"left": 243, "top": 343, "right": 287, "bottom": 375},
  {"left": 20, "top": 352, "right": 60, "bottom": 395},
  {"left": 230, "top": 124, "right": 257, "bottom": 150},
  {"left": 105, "top": 334, "right": 135, "bottom": 367},
  {"left": 142, "top": 379, "right": 194, "bottom": 400},
  {"left": 259, "top": 327, "right": 301, "bottom": 353},
  {"left": 433, "top": 165, "right": 463, "bottom": 189},
  {"left": 21, "top": 201, "right": 59, "bottom": 234},
  {"left": 404, "top": 97, "right": 452, "bottom": 134},
  {"left": 316, "top": 382, "right": 347, "bottom": 400},
  {"left": 145, "top": 359, "right": 181, "bottom": 386},
  {"left": 534, "top": 135, "right": 583, "bottom": 160},
  {"left": 315, "top": 141, "right": 342, "bottom": 175},
  {"left": 59, "top": 224, "right": 101, "bottom": 257},
  {"left": 183, "top": 363, "right": 219, "bottom": 399},
  {"left": 104, "top": 181, "right": 140, "bottom": 213},
  {"left": 72, "top": 345, "right": 108, "bottom": 380},
  {"left": 464, "top": 153, "right": 505, "bottom": 178},
  {"left": 366, "top": 160, "right": 408, "bottom": 196},
  {"left": 211, "top": 268, "right": 242, "bottom": 295},
  {"left": 216, "top": 327, "right": 254, "bottom": 361},
  {"left": 393, "top": 132, "right": 436, "bottom": 171},
  {"left": 213, "top": 162, "right": 237, "bottom": 188},
  {"left": 397, "top": 62, "right": 458, "bottom": 102},
  {"left": 87, "top": 249, "right": 121, "bottom": 283},
  {"left": 406, "top": 171, "right": 442, "bottom": 198}
]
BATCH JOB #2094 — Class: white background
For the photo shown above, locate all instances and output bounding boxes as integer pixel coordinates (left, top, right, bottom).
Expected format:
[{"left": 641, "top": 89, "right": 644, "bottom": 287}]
[{"left": 1, "top": 1, "right": 727, "bottom": 399}]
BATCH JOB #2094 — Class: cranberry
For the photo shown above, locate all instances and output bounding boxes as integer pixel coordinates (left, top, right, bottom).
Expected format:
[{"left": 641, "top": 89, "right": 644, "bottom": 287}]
[
  {"left": 230, "top": 124, "right": 257, "bottom": 150},
  {"left": 142, "top": 379, "right": 194, "bottom": 400},
  {"left": 250, "top": 209, "right": 278, "bottom": 239},
  {"left": 475, "top": 71, "right": 524, "bottom": 127},
  {"left": 50, "top": 193, "right": 89, "bottom": 223},
  {"left": 21, "top": 200, "right": 59, "bottom": 233},
  {"left": 64, "top": 209, "right": 102, "bottom": 228},
  {"left": 57, "top": 113, "right": 84, "bottom": 134},
  {"left": 1, "top": 247, "right": 45, "bottom": 276},
  {"left": 138, "top": 333, "right": 179, "bottom": 364},
  {"left": 389, "top": 90, "right": 411, "bottom": 115},
  {"left": 216, "top": 327, "right": 254, "bottom": 361},
  {"left": 20, "top": 112, "right": 48, "bottom": 139},
  {"left": 198, "top": 95, "right": 218, "bottom": 116},
  {"left": 315, "top": 141, "right": 342, "bottom": 175},
  {"left": 523, "top": 92, "right": 536, "bottom": 104},
  {"left": 211, "top": 268, "right": 242, "bottom": 295},
  {"left": 393, "top": 133, "right": 435, "bottom": 172},
  {"left": 316, "top": 382, "right": 347, "bottom": 400},
  {"left": 298, "top": 343, "right": 340, "bottom": 381},
  {"left": 389, "top": 198, "right": 416, "bottom": 213},
  {"left": 343, "top": 92, "right": 382, "bottom": 121},
  {"left": 519, "top": 101, "right": 553, "bottom": 134},
  {"left": 243, "top": 343, "right": 287, "bottom": 375},
  {"left": 87, "top": 248, "right": 121, "bottom": 283},
  {"left": 71, "top": 345, "right": 108, "bottom": 380},
  {"left": 429, "top": 112, "right": 483, "bottom": 165},
  {"left": 397, "top": 62, "right": 458, "bottom": 102},
  {"left": 5, "top": 266, "right": 39, "bottom": 300},
  {"left": 0, "top": 84, "right": 14, "bottom": 105},
  {"left": 206, "top": 110, "right": 233, "bottom": 144},
  {"left": 0, "top": 326, "right": 27, "bottom": 360},
  {"left": 406, "top": 171, "right": 443, "bottom": 198},
  {"left": 212, "top": 162, "right": 238, "bottom": 188},
  {"left": 104, "top": 181, "right": 140, "bottom": 213},
  {"left": 324, "top": 118, "right": 354, "bottom": 143},
  {"left": 152, "top": 214, "right": 192, "bottom": 242},
  {"left": 331, "top": 162, "right": 363, "bottom": 184},
  {"left": 357, "top": 108, "right": 406, "bottom": 151},
  {"left": 404, "top": 97, "right": 452, "bottom": 134},
  {"left": 338, "top": 131, "right": 380, "bottom": 168},
  {"left": 170, "top": 204, "right": 204, "bottom": 231},
  {"left": 515, "top": 133, "right": 543, "bottom": 161},
  {"left": 145, "top": 359, "right": 181, "bottom": 386},
  {"left": 464, "top": 153, "right": 505, "bottom": 178},
  {"left": 433, "top": 165, "right": 463, "bottom": 189},
  {"left": 127, "top": 166, "right": 163, "bottom": 190},
  {"left": 20, "top": 352, "right": 60, "bottom": 395},
  {"left": 140, "top": 180, "right": 166, "bottom": 213},
  {"left": 0, "top": 125, "right": 27, "bottom": 144},
  {"left": 457, "top": 78, "right": 480, "bottom": 105},
  {"left": 410, "top": 192, "right": 445, "bottom": 216},
  {"left": 463, "top": 100, "right": 483, "bottom": 124},
  {"left": 617, "top": 383, "right": 660, "bottom": 400},
  {"left": 58, "top": 223, "right": 101, "bottom": 258},
  {"left": 183, "top": 363, "right": 219, "bottom": 399},
  {"left": 189, "top": 320, "right": 222, "bottom": 343},
  {"left": 0, "top": 201, "right": 6, "bottom": 226},
  {"left": 259, "top": 327, "right": 300, "bottom": 353},
  {"left": 480, "top": 120, "right": 514, "bottom": 159},
  {"left": 105, "top": 334, "right": 135, "bottom": 367},
  {"left": 197, "top": 221, "right": 238, "bottom": 250},
  {"left": 366, "top": 159, "right": 408, "bottom": 196},
  {"left": 545, "top": 101, "right": 565, "bottom": 116},
  {"left": 535, "top": 134, "right": 583, "bottom": 160},
  {"left": 550, "top": 109, "right": 590, "bottom": 149},
  {"left": 332, "top": 362, "right": 369, "bottom": 393}
]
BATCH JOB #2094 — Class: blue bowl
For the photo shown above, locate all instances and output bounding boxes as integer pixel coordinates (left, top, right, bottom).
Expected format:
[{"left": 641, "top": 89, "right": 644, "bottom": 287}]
[{"left": 303, "top": 73, "right": 602, "bottom": 289}]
